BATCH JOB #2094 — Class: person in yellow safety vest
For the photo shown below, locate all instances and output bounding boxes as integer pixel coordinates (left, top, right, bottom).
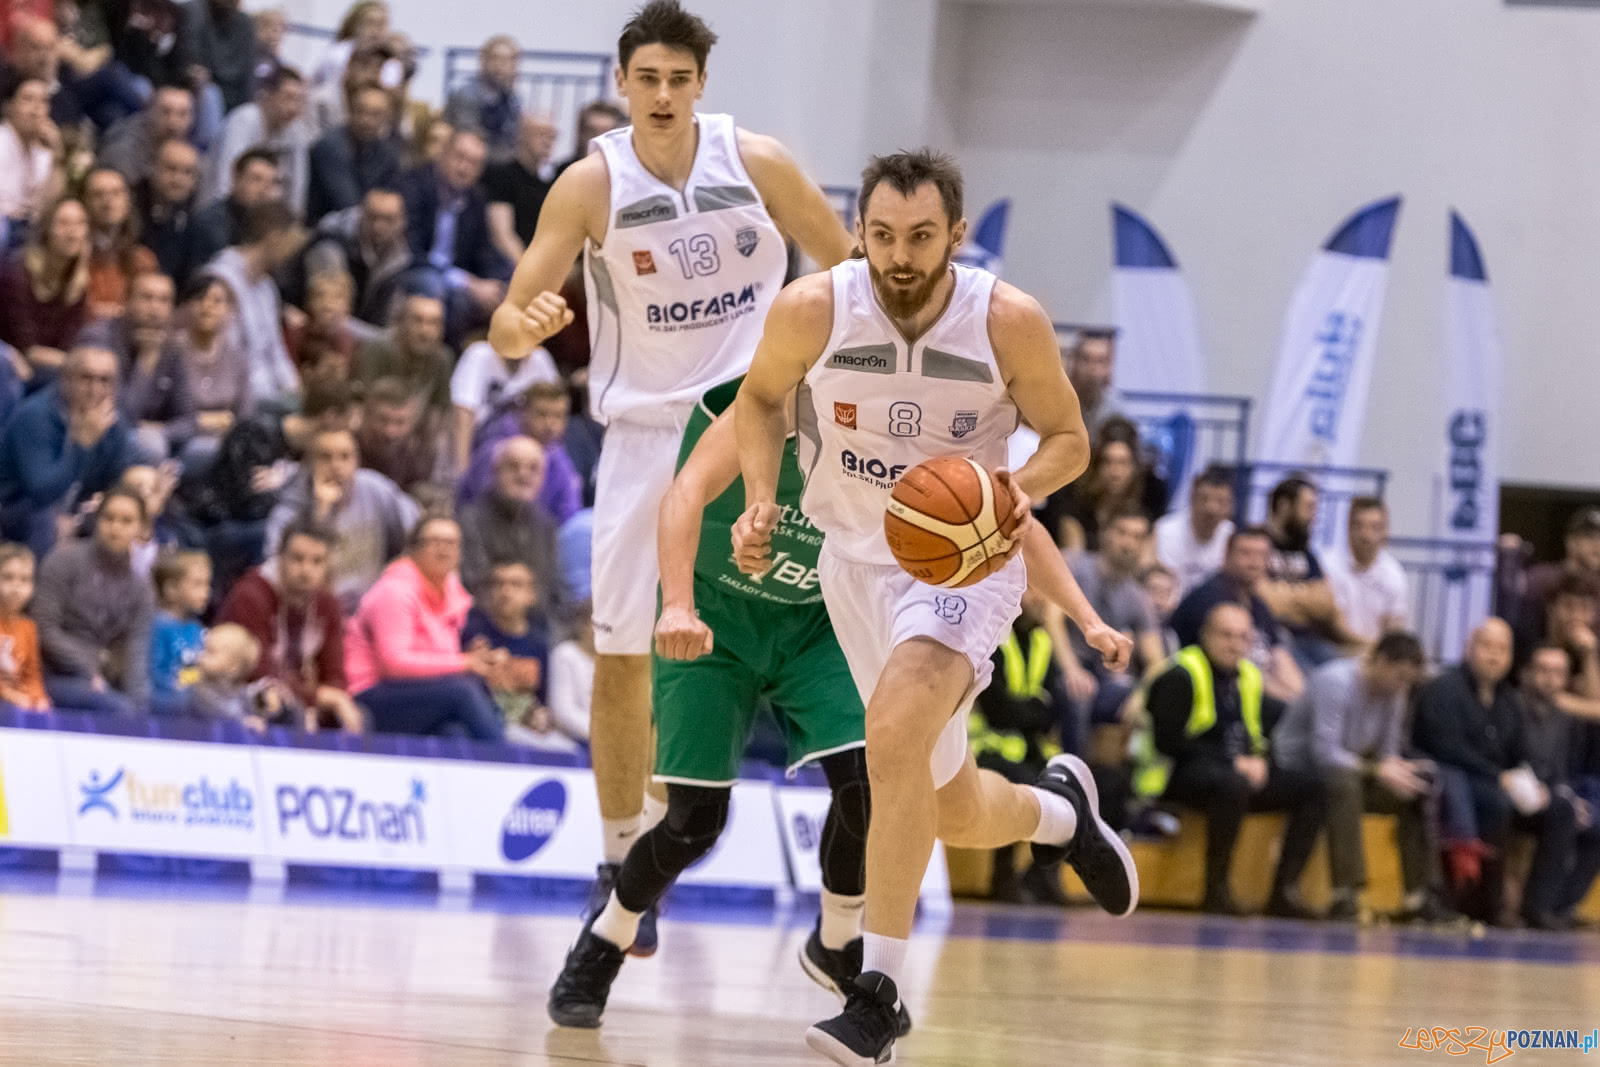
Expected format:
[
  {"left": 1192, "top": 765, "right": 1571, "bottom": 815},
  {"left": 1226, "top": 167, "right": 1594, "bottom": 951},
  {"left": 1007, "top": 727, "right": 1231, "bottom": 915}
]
[
  {"left": 1131, "top": 601, "right": 1328, "bottom": 918},
  {"left": 972, "top": 588, "right": 1129, "bottom": 905}
]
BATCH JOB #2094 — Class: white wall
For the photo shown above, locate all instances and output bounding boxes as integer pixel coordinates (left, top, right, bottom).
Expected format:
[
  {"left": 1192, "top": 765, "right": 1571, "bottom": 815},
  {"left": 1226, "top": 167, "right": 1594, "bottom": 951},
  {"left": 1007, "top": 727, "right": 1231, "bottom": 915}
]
[
  {"left": 269, "top": 0, "right": 1600, "bottom": 535},
  {"left": 935, "top": 0, "right": 1600, "bottom": 535}
]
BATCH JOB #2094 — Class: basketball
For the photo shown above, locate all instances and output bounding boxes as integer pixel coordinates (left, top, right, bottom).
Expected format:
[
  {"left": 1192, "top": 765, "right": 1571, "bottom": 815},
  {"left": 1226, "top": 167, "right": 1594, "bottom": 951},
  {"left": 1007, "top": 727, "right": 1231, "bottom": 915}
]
[{"left": 883, "top": 456, "right": 1021, "bottom": 588}]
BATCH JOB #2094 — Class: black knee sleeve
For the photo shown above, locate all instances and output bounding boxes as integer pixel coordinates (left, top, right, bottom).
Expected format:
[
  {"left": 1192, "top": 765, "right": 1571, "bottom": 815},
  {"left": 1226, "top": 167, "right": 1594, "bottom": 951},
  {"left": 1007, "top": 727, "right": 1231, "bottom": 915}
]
[
  {"left": 819, "top": 748, "right": 871, "bottom": 897},
  {"left": 614, "top": 784, "right": 730, "bottom": 912}
]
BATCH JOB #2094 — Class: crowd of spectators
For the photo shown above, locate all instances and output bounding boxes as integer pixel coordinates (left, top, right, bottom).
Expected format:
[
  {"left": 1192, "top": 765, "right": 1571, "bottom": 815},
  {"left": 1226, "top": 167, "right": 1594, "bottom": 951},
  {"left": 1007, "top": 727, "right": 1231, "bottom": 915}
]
[
  {"left": 0, "top": 2, "right": 604, "bottom": 752},
  {"left": 1, "top": 3, "right": 1597, "bottom": 931},
  {"left": 975, "top": 329, "right": 1600, "bottom": 929}
]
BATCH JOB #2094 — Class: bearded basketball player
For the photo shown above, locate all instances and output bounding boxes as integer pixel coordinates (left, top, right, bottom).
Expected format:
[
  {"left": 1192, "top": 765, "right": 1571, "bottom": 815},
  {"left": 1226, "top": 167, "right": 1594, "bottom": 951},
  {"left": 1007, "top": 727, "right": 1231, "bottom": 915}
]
[{"left": 733, "top": 150, "right": 1141, "bottom": 1065}]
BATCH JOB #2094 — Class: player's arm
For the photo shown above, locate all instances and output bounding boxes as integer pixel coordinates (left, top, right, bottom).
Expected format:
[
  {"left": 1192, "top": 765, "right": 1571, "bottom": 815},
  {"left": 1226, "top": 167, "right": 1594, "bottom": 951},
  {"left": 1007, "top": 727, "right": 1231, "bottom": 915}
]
[
  {"left": 486, "top": 157, "right": 605, "bottom": 358},
  {"left": 733, "top": 273, "right": 832, "bottom": 575},
  {"left": 739, "top": 130, "right": 856, "bottom": 270},
  {"left": 991, "top": 283, "right": 1091, "bottom": 504},
  {"left": 655, "top": 409, "right": 743, "bottom": 661},
  {"left": 1020, "top": 520, "right": 1133, "bottom": 673}
]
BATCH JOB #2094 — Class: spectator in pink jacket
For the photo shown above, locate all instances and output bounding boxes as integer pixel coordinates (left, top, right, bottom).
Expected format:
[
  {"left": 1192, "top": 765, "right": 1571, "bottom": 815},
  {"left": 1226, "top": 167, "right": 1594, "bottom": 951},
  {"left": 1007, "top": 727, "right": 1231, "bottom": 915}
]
[{"left": 343, "top": 514, "right": 505, "bottom": 739}]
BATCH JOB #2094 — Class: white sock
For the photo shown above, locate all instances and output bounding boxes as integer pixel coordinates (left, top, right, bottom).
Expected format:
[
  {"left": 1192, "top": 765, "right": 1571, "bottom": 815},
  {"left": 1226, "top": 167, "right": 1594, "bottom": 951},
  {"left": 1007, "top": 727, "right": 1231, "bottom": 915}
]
[
  {"left": 642, "top": 792, "right": 669, "bottom": 834},
  {"left": 819, "top": 890, "right": 865, "bottom": 950},
  {"left": 602, "top": 816, "right": 641, "bottom": 865},
  {"left": 861, "top": 932, "right": 909, "bottom": 992},
  {"left": 590, "top": 890, "right": 642, "bottom": 950},
  {"left": 1028, "top": 786, "right": 1078, "bottom": 845}
]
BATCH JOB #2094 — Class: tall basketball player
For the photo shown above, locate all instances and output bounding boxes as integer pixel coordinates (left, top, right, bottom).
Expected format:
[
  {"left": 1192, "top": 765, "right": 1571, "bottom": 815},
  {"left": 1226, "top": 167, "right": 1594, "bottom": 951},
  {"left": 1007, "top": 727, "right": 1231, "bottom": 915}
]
[
  {"left": 733, "top": 150, "right": 1140, "bottom": 1065},
  {"left": 488, "top": 0, "right": 854, "bottom": 951}
]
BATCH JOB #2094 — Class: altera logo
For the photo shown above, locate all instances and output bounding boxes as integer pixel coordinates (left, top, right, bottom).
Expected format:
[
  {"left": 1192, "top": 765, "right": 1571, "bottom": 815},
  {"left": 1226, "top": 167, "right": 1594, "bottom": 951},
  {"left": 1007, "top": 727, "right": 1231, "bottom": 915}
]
[{"left": 501, "top": 779, "right": 567, "bottom": 861}]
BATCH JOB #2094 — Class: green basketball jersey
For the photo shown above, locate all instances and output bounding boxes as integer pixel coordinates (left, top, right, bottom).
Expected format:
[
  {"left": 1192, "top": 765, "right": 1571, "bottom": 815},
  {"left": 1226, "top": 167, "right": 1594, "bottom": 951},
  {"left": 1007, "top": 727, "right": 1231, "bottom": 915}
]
[{"left": 678, "top": 377, "right": 821, "bottom": 606}]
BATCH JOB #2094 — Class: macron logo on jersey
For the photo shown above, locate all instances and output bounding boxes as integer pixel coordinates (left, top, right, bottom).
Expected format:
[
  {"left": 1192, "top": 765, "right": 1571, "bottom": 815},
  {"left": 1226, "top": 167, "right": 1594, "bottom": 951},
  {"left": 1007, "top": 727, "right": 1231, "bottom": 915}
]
[
  {"left": 616, "top": 195, "right": 678, "bottom": 229},
  {"left": 825, "top": 345, "right": 896, "bottom": 375}
]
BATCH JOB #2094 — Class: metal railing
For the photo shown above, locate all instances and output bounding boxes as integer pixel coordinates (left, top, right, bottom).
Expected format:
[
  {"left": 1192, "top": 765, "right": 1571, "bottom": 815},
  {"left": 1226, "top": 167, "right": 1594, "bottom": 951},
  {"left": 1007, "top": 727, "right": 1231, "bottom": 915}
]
[
  {"left": 1389, "top": 536, "right": 1498, "bottom": 663},
  {"left": 1119, "top": 390, "right": 1251, "bottom": 492},
  {"left": 442, "top": 47, "right": 614, "bottom": 161},
  {"left": 1237, "top": 461, "right": 1388, "bottom": 549}
]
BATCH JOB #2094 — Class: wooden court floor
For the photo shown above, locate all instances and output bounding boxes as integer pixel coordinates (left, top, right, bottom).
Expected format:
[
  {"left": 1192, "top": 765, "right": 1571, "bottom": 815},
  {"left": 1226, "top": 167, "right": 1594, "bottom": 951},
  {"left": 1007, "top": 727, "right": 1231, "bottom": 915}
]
[{"left": 1, "top": 876, "right": 1597, "bottom": 1066}]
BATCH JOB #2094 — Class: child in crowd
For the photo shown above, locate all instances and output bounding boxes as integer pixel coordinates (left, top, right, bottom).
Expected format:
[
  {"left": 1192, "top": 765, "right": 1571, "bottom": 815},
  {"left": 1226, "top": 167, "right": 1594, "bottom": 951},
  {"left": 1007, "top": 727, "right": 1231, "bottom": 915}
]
[
  {"left": 184, "top": 623, "right": 282, "bottom": 733},
  {"left": 0, "top": 543, "right": 49, "bottom": 710},
  {"left": 117, "top": 464, "right": 184, "bottom": 579},
  {"left": 149, "top": 551, "right": 212, "bottom": 712},
  {"left": 546, "top": 600, "right": 595, "bottom": 747},
  {"left": 462, "top": 560, "right": 560, "bottom": 748}
]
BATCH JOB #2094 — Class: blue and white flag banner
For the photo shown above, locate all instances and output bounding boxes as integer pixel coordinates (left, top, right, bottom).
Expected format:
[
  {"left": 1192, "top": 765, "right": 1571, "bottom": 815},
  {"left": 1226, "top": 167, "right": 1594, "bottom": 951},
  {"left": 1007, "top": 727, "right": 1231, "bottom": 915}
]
[
  {"left": 1257, "top": 197, "right": 1402, "bottom": 468},
  {"left": 1435, "top": 211, "right": 1500, "bottom": 657},
  {"left": 954, "top": 199, "right": 1010, "bottom": 276},
  {"left": 1110, "top": 204, "right": 1205, "bottom": 394}
]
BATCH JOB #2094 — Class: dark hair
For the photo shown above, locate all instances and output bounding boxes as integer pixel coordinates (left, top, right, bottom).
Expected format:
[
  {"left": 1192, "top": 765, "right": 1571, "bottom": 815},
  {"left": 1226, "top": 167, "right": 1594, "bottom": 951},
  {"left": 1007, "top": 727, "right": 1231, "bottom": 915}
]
[
  {"left": 3, "top": 75, "right": 46, "bottom": 104},
  {"left": 179, "top": 272, "right": 230, "bottom": 306},
  {"left": 406, "top": 513, "right": 459, "bottom": 551},
  {"left": 1550, "top": 571, "right": 1600, "bottom": 603},
  {"left": 237, "top": 199, "right": 297, "bottom": 245},
  {"left": 277, "top": 518, "right": 337, "bottom": 557},
  {"left": 365, "top": 375, "right": 417, "bottom": 408},
  {"left": 97, "top": 486, "right": 148, "bottom": 525},
  {"left": 1372, "top": 631, "right": 1424, "bottom": 667},
  {"left": 1227, "top": 525, "right": 1273, "bottom": 553},
  {"left": 618, "top": 1, "right": 717, "bottom": 72},
  {"left": 233, "top": 146, "right": 281, "bottom": 178},
  {"left": 1269, "top": 476, "right": 1316, "bottom": 515},
  {"left": 1096, "top": 414, "right": 1141, "bottom": 450},
  {"left": 1348, "top": 495, "right": 1386, "bottom": 522},
  {"left": 152, "top": 549, "right": 210, "bottom": 598},
  {"left": 579, "top": 99, "right": 627, "bottom": 126},
  {"left": 859, "top": 149, "right": 964, "bottom": 227},
  {"left": 261, "top": 65, "right": 304, "bottom": 93},
  {"left": 302, "top": 377, "right": 358, "bottom": 418},
  {"left": 1103, "top": 507, "right": 1149, "bottom": 533},
  {"left": 1193, "top": 463, "right": 1235, "bottom": 492}
]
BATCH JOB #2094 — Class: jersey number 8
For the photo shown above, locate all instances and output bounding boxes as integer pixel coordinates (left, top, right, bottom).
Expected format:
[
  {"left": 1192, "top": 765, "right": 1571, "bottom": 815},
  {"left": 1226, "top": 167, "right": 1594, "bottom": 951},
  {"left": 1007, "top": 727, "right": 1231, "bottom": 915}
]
[
  {"left": 889, "top": 401, "right": 922, "bottom": 438},
  {"left": 668, "top": 234, "right": 721, "bottom": 279}
]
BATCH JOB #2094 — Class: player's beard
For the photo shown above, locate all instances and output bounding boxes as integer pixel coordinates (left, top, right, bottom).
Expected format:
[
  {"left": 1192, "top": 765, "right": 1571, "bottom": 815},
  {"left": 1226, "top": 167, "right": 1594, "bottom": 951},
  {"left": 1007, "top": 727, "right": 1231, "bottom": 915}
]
[{"left": 868, "top": 243, "right": 954, "bottom": 321}]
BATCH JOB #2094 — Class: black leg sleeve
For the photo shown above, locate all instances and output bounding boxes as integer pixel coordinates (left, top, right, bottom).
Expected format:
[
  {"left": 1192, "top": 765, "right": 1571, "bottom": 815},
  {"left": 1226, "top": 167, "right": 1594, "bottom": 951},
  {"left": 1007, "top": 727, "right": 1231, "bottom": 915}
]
[
  {"left": 818, "top": 747, "right": 871, "bottom": 897},
  {"left": 614, "top": 784, "right": 731, "bottom": 913}
]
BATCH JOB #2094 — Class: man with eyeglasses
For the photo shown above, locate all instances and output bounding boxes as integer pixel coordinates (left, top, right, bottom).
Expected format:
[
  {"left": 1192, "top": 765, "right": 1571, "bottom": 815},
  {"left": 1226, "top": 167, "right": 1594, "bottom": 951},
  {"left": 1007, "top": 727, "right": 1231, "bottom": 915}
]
[{"left": 0, "top": 344, "right": 132, "bottom": 555}]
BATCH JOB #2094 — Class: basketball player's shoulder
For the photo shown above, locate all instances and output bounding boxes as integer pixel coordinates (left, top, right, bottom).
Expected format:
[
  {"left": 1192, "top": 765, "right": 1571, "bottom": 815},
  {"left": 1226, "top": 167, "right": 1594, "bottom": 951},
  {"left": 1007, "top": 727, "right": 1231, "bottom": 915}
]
[
  {"left": 763, "top": 271, "right": 835, "bottom": 353},
  {"left": 733, "top": 127, "right": 802, "bottom": 189},
  {"left": 985, "top": 278, "right": 1055, "bottom": 351},
  {"left": 549, "top": 150, "right": 611, "bottom": 204}
]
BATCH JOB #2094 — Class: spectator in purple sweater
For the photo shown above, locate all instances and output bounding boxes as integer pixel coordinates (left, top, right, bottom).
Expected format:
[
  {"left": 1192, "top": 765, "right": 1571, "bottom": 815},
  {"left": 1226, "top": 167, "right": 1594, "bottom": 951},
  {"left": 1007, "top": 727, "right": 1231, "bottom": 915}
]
[{"left": 457, "top": 379, "right": 581, "bottom": 523}]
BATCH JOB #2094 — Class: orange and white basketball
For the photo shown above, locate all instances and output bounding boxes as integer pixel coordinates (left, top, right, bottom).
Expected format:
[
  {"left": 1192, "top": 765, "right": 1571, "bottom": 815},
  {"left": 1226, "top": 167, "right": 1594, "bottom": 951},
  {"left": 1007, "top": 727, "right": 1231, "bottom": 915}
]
[{"left": 883, "top": 456, "right": 1021, "bottom": 588}]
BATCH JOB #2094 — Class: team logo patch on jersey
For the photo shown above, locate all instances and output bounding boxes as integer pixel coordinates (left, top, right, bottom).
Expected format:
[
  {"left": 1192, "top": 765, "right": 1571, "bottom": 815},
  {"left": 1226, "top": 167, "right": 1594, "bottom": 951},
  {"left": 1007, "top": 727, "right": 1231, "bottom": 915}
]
[
  {"left": 950, "top": 411, "right": 979, "bottom": 439},
  {"left": 834, "top": 402, "right": 857, "bottom": 429},
  {"left": 735, "top": 226, "right": 760, "bottom": 257},
  {"left": 632, "top": 250, "right": 657, "bottom": 275},
  {"left": 933, "top": 594, "right": 968, "bottom": 625}
]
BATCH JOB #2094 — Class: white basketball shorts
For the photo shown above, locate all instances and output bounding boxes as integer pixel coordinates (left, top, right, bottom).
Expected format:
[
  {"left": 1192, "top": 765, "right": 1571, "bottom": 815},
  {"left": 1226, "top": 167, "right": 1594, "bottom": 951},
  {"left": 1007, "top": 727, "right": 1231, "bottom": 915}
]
[
  {"left": 591, "top": 414, "right": 690, "bottom": 655},
  {"left": 818, "top": 543, "right": 1026, "bottom": 788}
]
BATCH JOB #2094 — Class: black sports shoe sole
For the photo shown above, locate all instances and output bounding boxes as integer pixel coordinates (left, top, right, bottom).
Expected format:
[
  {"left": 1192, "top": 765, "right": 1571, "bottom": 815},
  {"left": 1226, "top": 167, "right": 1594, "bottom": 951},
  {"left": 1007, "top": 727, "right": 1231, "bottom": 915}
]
[
  {"left": 799, "top": 936, "right": 845, "bottom": 998},
  {"left": 547, "top": 998, "right": 604, "bottom": 1029},
  {"left": 798, "top": 938, "right": 914, "bottom": 1037},
  {"left": 805, "top": 1024, "right": 897, "bottom": 1066},
  {"left": 1046, "top": 754, "right": 1140, "bottom": 917}
]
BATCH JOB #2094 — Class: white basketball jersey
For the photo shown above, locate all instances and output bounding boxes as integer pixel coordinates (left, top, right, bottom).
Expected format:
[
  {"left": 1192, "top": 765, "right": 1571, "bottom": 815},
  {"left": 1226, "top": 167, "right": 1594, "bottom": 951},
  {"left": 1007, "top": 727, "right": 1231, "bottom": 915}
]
[
  {"left": 583, "top": 113, "right": 788, "bottom": 426},
  {"left": 798, "top": 260, "right": 1019, "bottom": 567}
]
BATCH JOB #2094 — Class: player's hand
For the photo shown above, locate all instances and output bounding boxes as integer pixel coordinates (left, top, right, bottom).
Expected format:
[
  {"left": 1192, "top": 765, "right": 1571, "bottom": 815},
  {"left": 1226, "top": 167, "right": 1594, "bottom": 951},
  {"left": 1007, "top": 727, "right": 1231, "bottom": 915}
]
[
  {"left": 519, "top": 291, "right": 574, "bottom": 345},
  {"left": 992, "top": 468, "right": 1032, "bottom": 561},
  {"left": 1084, "top": 621, "right": 1133, "bottom": 674},
  {"left": 732, "top": 501, "right": 780, "bottom": 576},
  {"left": 655, "top": 604, "right": 714, "bottom": 661},
  {"left": 1234, "top": 755, "right": 1269, "bottom": 791}
]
